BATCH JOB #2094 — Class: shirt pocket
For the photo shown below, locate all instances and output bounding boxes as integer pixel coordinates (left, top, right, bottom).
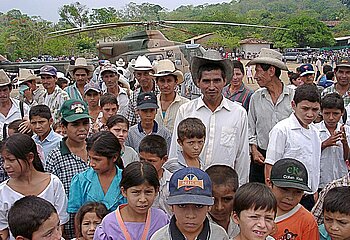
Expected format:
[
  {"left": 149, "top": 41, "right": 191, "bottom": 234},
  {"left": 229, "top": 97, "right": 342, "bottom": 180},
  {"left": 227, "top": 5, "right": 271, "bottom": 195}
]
[{"left": 220, "top": 127, "right": 237, "bottom": 148}]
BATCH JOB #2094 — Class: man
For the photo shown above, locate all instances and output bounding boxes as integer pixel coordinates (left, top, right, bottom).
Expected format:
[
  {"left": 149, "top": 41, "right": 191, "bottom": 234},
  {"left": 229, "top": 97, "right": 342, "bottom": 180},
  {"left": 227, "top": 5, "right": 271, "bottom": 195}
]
[
  {"left": 169, "top": 50, "right": 249, "bottom": 185},
  {"left": 65, "top": 57, "right": 94, "bottom": 101},
  {"left": 16, "top": 68, "right": 45, "bottom": 106},
  {"left": 247, "top": 48, "right": 294, "bottom": 183},
  {"left": 299, "top": 63, "right": 315, "bottom": 85},
  {"left": 126, "top": 55, "right": 159, "bottom": 126},
  {"left": 39, "top": 65, "right": 70, "bottom": 121}
]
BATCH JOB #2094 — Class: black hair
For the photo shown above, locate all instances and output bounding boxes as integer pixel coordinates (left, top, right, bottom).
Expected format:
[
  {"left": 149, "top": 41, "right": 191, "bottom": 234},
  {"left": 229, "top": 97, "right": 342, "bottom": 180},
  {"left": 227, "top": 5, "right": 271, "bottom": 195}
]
[
  {"left": 61, "top": 118, "right": 69, "bottom": 127},
  {"left": 106, "top": 114, "right": 129, "bottom": 130},
  {"left": 177, "top": 118, "right": 206, "bottom": 142},
  {"left": 120, "top": 161, "right": 160, "bottom": 191},
  {"left": 289, "top": 73, "right": 300, "bottom": 85},
  {"left": 139, "top": 135, "right": 167, "bottom": 158},
  {"left": 74, "top": 202, "right": 108, "bottom": 239},
  {"left": 8, "top": 196, "right": 57, "bottom": 239},
  {"left": 198, "top": 63, "right": 226, "bottom": 80},
  {"left": 156, "top": 74, "right": 178, "bottom": 83},
  {"left": 323, "top": 64, "right": 333, "bottom": 74},
  {"left": 234, "top": 182, "right": 277, "bottom": 217},
  {"left": 29, "top": 104, "right": 52, "bottom": 120},
  {"left": 100, "top": 93, "right": 119, "bottom": 108},
  {"left": 323, "top": 186, "right": 350, "bottom": 215},
  {"left": 1, "top": 133, "right": 44, "bottom": 172},
  {"left": 232, "top": 60, "right": 245, "bottom": 76},
  {"left": 87, "top": 131, "right": 124, "bottom": 169},
  {"left": 321, "top": 92, "right": 344, "bottom": 111},
  {"left": 293, "top": 84, "right": 321, "bottom": 105},
  {"left": 258, "top": 63, "right": 281, "bottom": 78},
  {"left": 325, "top": 71, "right": 334, "bottom": 80},
  {"left": 7, "top": 119, "right": 33, "bottom": 137},
  {"left": 73, "top": 68, "right": 89, "bottom": 76},
  {"left": 206, "top": 165, "right": 239, "bottom": 192}
]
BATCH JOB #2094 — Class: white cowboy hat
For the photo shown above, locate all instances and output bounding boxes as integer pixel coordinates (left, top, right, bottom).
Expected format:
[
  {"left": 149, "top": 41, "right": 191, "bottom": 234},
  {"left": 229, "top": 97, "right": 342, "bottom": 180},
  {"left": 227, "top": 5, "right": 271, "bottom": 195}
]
[
  {"left": 154, "top": 59, "right": 184, "bottom": 85},
  {"left": 0, "top": 69, "right": 11, "bottom": 87},
  {"left": 15, "top": 68, "right": 40, "bottom": 84},
  {"left": 68, "top": 57, "right": 95, "bottom": 77},
  {"left": 191, "top": 49, "right": 232, "bottom": 87},
  {"left": 133, "top": 56, "right": 153, "bottom": 71},
  {"left": 116, "top": 58, "right": 126, "bottom": 67},
  {"left": 246, "top": 48, "right": 288, "bottom": 71}
]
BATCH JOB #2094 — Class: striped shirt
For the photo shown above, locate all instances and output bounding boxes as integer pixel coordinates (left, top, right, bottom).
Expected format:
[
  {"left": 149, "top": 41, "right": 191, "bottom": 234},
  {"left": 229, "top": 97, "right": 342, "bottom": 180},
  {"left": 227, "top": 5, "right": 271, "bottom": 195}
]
[
  {"left": 322, "top": 83, "right": 350, "bottom": 107},
  {"left": 64, "top": 83, "right": 84, "bottom": 102},
  {"left": 223, "top": 83, "right": 254, "bottom": 111}
]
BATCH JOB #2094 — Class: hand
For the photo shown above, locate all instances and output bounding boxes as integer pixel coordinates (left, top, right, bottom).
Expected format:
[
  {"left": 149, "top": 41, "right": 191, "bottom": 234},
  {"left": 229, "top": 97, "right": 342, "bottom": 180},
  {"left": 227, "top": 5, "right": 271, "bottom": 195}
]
[
  {"left": 340, "top": 125, "right": 348, "bottom": 144},
  {"left": 251, "top": 149, "right": 265, "bottom": 165},
  {"left": 322, "top": 131, "right": 343, "bottom": 148},
  {"left": 18, "top": 119, "right": 32, "bottom": 134}
]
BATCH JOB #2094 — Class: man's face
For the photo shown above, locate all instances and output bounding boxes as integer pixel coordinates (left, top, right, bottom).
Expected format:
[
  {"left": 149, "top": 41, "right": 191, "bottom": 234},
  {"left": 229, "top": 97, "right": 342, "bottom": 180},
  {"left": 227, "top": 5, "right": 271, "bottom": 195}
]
[
  {"left": 156, "top": 75, "right": 177, "bottom": 95},
  {"left": 102, "top": 71, "right": 119, "bottom": 89},
  {"left": 30, "top": 116, "right": 53, "bottom": 139},
  {"left": 64, "top": 118, "right": 90, "bottom": 143},
  {"left": 254, "top": 64, "right": 273, "bottom": 87},
  {"left": 209, "top": 184, "right": 235, "bottom": 224},
  {"left": 0, "top": 85, "right": 11, "bottom": 103},
  {"left": 41, "top": 75, "right": 57, "bottom": 91},
  {"left": 73, "top": 69, "right": 89, "bottom": 86},
  {"left": 85, "top": 90, "right": 100, "bottom": 108},
  {"left": 197, "top": 69, "right": 225, "bottom": 106},
  {"left": 135, "top": 70, "right": 154, "bottom": 90},
  {"left": 322, "top": 108, "right": 343, "bottom": 129},
  {"left": 300, "top": 73, "right": 315, "bottom": 85},
  {"left": 335, "top": 67, "right": 350, "bottom": 86},
  {"left": 292, "top": 100, "right": 320, "bottom": 128}
]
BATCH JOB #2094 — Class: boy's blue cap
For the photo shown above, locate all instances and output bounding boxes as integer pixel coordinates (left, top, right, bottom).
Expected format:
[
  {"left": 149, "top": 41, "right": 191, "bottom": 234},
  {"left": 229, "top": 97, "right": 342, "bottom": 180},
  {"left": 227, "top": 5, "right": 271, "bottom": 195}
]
[
  {"left": 299, "top": 63, "right": 315, "bottom": 77},
  {"left": 137, "top": 92, "right": 158, "bottom": 110},
  {"left": 39, "top": 65, "right": 57, "bottom": 76},
  {"left": 167, "top": 167, "right": 214, "bottom": 206}
]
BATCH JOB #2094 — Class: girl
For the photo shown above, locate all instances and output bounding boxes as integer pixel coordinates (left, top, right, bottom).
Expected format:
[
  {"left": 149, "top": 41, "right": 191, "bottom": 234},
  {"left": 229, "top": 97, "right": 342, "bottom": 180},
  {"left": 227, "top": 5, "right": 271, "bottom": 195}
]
[
  {"left": 0, "top": 133, "right": 68, "bottom": 240},
  {"left": 107, "top": 115, "right": 138, "bottom": 167},
  {"left": 68, "top": 131, "right": 126, "bottom": 214},
  {"left": 74, "top": 202, "right": 108, "bottom": 240},
  {"left": 94, "top": 161, "right": 169, "bottom": 240}
]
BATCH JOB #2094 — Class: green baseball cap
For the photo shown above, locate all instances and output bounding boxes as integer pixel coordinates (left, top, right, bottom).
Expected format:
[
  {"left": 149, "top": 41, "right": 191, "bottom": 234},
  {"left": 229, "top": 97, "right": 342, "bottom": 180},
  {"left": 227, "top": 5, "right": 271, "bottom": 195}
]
[{"left": 60, "top": 99, "right": 91, "bottom": 122}]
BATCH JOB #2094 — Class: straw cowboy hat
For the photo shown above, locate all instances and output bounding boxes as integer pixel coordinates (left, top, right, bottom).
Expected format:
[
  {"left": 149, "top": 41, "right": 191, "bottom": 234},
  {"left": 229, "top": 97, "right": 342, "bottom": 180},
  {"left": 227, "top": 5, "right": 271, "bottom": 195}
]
[
  {"left": 15, "top": 69, "right": 40, "bottom": 84},
  {"left": 153, "top": 59, "right": 184, "bottom": 85},
  {"left": 0, "top": 69, "right": 11, "bottom": 87},
  {"left": 116, "top": 58, "right": 126, "bottom": 67},
  {"left": 191, "top": 49, "right": 232, "bottom": 87},
  {"left": 133, "top": 56, "right": 153, "bottom": 71},
  {"left": 68, "top": 57, "right": 95, "bottom": 77},
  {"left": 246, "top": 48, "right": 288, "bottom": 71}
]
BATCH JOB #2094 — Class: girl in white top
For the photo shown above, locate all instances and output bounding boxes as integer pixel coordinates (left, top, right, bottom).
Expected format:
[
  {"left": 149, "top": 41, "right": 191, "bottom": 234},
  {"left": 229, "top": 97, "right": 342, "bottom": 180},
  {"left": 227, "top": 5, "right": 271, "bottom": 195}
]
[{"left": 0, "top": 133, "right": 68, "bottom": 240}]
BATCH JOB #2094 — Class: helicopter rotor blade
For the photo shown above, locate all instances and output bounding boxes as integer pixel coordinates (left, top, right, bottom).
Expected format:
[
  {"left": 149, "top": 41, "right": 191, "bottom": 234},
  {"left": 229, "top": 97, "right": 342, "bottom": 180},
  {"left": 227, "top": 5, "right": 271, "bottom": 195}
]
[{"left": 157, "top": 23, "right": 197, "bottom": 36}]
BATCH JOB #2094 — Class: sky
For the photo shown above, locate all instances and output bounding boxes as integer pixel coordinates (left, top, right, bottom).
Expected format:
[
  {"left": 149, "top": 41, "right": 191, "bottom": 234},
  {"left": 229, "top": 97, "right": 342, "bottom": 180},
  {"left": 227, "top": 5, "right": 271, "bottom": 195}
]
[{"left": 0, "top": 0, "right": 230, "bottom": 22}]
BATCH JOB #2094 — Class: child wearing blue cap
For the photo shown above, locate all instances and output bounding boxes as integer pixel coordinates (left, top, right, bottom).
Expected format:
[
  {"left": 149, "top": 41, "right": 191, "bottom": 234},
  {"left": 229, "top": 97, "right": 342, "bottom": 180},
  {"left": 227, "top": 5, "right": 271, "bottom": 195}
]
[{"left": 151, "top": 167, "right": 229, "bottom": 240}]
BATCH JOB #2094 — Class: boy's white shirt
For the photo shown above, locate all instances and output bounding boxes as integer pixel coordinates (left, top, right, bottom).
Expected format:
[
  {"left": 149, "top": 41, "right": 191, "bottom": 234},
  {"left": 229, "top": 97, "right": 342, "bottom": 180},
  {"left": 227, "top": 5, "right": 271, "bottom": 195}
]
[{"left": 152, "top": 168, "right": 172, "bottom": 216}]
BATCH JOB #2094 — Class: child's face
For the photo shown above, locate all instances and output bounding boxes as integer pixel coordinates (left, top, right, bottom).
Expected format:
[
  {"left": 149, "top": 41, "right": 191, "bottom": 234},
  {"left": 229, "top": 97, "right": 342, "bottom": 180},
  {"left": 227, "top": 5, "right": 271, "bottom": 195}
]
[
  {"left": 137, "top": 109, "right": 157, "bottom": 124},
  {"left": 233, "top": 207, "right": 275, "bottom": 240},
  {"left": 324, "top": 210, "right": 350, "bottom": 240},
  {"left": 85, "top": 91, "right": 100, "bottom": 108},
  {"left": 139, "top": 151, "right": 166, "bottom": 177},
  {"left": 177, "top": 137, "right": 205, "bottom": 160},
  {"left": 209, "top": 183, "right": 235, "bottom": 224},
  {"left": 81, "top": 212, "right": 102, "bottom": 240},
  {"left": 109, "top": 122, "right": 128, "bottom": 145},
  {"left": 121, "top": 182, "right": 158, "bottom": 215},
  {"left": 172, "top": 204, "right": 210, "bottom": 237},
  {"left": 2, "top": 150, "right": 27, "bottom": 178},
  {"left": 54, "top": 125, "right": 66, "bottom": 137},
  {"left": 88, "top": 150, "right": 116, "bottom": 175},
  {"left": 30, "top": 116, "right": 52, "bottom": 138},
  {"left": 102, "top": 103, "right": 118, "bottom": 121},
  {"left": 322, "top": 108, "right": 343, "bottom": 129},
  {"left": 65, "top": 118, "right": 90, "bottom": 143},
  {"left": 31, "top": 212, "right": 61, "bottom": 240},
  {"left": 292, "top": 100, "right": 320, "bottom": 128},
  {"left": 270, "top": 185, "right": 303, "bottom": 214}
]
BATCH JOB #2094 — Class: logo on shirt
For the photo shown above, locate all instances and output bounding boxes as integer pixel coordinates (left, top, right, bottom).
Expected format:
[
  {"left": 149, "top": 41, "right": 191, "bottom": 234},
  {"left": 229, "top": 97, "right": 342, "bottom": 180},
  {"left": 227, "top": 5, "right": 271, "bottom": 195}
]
[{"left": 178, "top": 174, "right": 204, "bottom": 190}]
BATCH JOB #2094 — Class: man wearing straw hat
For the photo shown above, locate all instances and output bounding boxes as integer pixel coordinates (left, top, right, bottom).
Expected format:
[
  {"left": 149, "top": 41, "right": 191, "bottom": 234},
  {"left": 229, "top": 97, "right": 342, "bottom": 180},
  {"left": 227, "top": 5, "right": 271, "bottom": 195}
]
[
  {"left": 16, "top": 69, "right": 44, "bottom": 107},
  {"left": 169, "top": 49, "right": 249, "bottom": 185},
  {"left": 246, "top": 48, "right": 294, "bottom": 183}
]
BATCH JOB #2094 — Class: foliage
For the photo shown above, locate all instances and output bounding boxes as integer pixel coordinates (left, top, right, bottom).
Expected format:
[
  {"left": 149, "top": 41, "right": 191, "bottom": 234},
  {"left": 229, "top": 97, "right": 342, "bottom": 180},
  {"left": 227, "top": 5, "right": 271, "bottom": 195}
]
[{"left": 58, "top": 2, "right": 89, "bottom": 28}]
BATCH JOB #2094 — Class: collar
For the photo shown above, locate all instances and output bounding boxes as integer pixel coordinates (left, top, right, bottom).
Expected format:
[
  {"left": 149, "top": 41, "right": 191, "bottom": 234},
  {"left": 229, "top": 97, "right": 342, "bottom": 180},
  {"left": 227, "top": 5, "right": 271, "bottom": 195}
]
[
  {"left": 261, "top": 82, "right": 292, "bottom": 97},
  {"left": 137, "top": 121, "right": 158, "bottom": 134},
  {"left": 169, "top": 215, "right": 210, "bottom": 240},
  {"left": 195, "top": 96, "right": 231, "bottom": 112},
  {"left": 178, "top": 151, "right": 203, "bottom": 168},
  {"left": 318, "top": 121, "right": 341, "bottom": 133},
  {"left": 318, "top": 224, "right": 330, "bottom": 239},
  {"left": 157, "top": 92, "right": 182, "bottom": 103},
  {"left": 33, "top": 129, "right": 59, "bottom": 142},
  {"left": 289, "top": 113, "right": 305, "bottom": 130},
  {"left": 59, "top": 138, "right": 71, "bottom": 155}
]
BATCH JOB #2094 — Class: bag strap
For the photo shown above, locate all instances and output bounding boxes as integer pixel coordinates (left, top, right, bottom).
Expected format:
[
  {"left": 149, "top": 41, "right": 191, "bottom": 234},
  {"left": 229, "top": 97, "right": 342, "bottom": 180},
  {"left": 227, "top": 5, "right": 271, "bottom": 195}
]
[
  {"left": 2, "top": 123, "right": 8, "bottom": 141},
  {"left": 20, "top": 101, "right": 24, "bottom": 119}
]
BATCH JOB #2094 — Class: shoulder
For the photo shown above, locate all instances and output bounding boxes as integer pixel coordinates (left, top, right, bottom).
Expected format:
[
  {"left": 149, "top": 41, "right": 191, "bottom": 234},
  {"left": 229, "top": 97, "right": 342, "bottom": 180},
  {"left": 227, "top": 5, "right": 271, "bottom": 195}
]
[
  {"left": 209, "top": 221, "right": 229, "bottom": 239},
  {"left": 150, "top": 224, "right": 170, "bottom": 240},
  {"left": 151, "top": 207, "right": 169, "bottom": 221}
]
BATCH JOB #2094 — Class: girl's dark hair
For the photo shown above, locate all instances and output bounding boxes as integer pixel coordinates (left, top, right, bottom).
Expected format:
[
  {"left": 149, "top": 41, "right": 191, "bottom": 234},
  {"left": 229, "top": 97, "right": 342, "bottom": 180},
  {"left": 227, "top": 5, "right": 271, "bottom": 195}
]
[
  {"left": 87, "top": 131, "right": 124, "bottom": 169},
  {"left": 106, "top": 114, "right": 129, "bottom": 130},
  {"left": 120, "top": 161, "right": 160, "bottom": 190},
  {"left": 74, "top": 202, "right": 108, "bottom": 239},
  {"left": 1, "top": 133, "right": 44, "bottom": 172}
]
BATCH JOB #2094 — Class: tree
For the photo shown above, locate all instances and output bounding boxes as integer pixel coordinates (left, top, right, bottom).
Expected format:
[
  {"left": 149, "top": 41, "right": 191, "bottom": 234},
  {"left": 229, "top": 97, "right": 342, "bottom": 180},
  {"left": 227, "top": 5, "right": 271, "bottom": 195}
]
[
  {"left": 58, "top": 2, "right": 89, "bottom": 28},
  {"left": 89, "top": 7, "right": 119, "bottom": 24}
]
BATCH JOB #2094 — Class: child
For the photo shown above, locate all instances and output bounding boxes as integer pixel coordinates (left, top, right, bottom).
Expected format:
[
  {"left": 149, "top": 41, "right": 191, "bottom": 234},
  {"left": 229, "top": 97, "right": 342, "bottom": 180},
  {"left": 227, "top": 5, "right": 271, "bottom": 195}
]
[
  {"left": 139, "top": 135, "right": 172, "bottom": 216},
  {"left": 232, "top": 182, "right": 277, "bottom": 240},
  {"left": 107, "top": 114, "right": 139, "bottom": 167},
  {"left": 267, "top": 158, "right": 319, "bottom": 239},
  {"left": 94, "top": 161, "right": 169, "bottom": 239},
  {"left": 151, "top": 167, "right": 229, "bottom": 240},
  {"left": 164, "top": 117, "right": 205, "bottom": 173},
  {"left": 206, "top": 165, "right": 240, "bottom": 239},
  {"left": 8, "top": 196, "right": 62, "bottom": 240},
  {"left": 74, "top": 202, "right": 108, "bottom": 240},
  {"left": 315, "top": 93, "right": 350, "bottom": 189},
  {"left": 94, "top": 93, "right": 118, "bottom": 132},
  {"left": 0, "top": 134, "right": 69, "bottom": 240},
  {"left": 125, "top": 92, "right": 172, "bottom": 153},
  {"left": 319, "top": 186, "right": 350, "bottom": 240},
  {"left": 53, "top": 122, "right": 66, "bottom": 137}
]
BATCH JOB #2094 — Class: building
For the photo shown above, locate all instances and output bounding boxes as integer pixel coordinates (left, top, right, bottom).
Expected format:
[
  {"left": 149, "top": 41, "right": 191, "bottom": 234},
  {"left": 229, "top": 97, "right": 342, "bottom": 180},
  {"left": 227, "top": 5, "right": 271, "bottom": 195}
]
[{"left": 238, "top": 38, "right": 272, "bottom": 59}]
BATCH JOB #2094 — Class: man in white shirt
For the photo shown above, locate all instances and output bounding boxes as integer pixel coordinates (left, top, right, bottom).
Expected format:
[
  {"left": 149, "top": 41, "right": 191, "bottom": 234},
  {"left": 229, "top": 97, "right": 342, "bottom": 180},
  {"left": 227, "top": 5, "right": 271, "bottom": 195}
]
[{"left": 169, "top": 50, "right": 250, "bottom": 185}]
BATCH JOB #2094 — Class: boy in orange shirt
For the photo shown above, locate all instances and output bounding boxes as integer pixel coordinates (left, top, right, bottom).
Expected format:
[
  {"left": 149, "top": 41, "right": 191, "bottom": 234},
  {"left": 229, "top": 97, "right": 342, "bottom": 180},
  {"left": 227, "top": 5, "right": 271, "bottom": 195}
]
[{"left": 267, "top": 158, "right": 319, "bottom": 240}]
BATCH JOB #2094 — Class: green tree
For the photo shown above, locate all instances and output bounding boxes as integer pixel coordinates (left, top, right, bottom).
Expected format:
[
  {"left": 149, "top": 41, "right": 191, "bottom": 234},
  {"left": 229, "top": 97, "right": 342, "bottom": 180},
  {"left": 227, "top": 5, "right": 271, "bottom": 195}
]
[{"left": 58, "top": 2, "right": 89, "bottom": 28}]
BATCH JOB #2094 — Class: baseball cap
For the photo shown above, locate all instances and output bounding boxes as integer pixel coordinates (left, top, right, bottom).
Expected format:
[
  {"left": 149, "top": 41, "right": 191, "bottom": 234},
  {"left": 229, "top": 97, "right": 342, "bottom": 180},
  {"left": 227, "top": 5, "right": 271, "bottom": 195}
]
[
  {"left": 100, "top": 64, "right": 119, "bottom": 76},
  {"left": 270, "top": 158, "right": 311, "bottom": 192},
  {"left": 39, "top": 65, "right": 57, "bottom": 76},
  {"left": 136, "top": 92, "right": 158, "bottom": 110},
  {"left": 84, "top": 81, "right": 101, "bottom": 95},
  {"left": 60, "top": 99, "right": 91, "bottom": 123},
  {"left": 336, "top": 57, "right": 350, "bottom": 68},
  {"left": 299, "top": 64, "right": 315, "bottom": 77},
  {"left": 167, "top": 167, "right": 214, "bottom": 206}
]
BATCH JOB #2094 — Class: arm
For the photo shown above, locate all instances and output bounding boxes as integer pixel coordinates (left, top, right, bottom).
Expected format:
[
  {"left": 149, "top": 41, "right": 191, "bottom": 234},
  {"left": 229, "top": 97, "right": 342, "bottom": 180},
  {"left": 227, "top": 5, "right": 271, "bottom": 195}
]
[
  {"left": 264, "top": 164, "right": 273, "bottom": 185},
  {"left": 341, "top": 125, "right": 349, "bottom": 161},
  {"left": 168, "top": 105, "right": 185, "bottom": 159},
  {"left": 0, "top": 229, "right": 8, "bottom": 240},
  {"left": 67, "top": 174, "right": 84, "bottom": 214},
  {"left": 53, "top": 176, "right": 70, "bottom": 224}
]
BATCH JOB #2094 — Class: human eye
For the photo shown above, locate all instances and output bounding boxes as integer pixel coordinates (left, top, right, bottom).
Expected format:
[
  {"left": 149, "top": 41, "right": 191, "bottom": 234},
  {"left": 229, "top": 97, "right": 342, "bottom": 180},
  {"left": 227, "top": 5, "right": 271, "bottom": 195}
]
[
  {"left": 195, "top": 204, "right": 204, "bottom": 208},
  {"left": 213, "top": 79, "right": 222, "bottom": 83},
  {"left": 223, "top": 197, "right": 233, "bottom": 202},
  {"left": 178, "top": 204, "right": 187, "bottom": 208}
]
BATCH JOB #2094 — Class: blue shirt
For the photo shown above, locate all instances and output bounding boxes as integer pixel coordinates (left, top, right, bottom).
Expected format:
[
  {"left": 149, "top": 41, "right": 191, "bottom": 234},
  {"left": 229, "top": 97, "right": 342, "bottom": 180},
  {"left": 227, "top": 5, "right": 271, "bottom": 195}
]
[
  {"left": 32, "top": 129, "right": 62, "bottom": 162},
  {"left": 67, "top": 166, "right": 126, "bottom": 213},
  {"left": 319, "top": 224, "right": 331, "bottom": 240}
]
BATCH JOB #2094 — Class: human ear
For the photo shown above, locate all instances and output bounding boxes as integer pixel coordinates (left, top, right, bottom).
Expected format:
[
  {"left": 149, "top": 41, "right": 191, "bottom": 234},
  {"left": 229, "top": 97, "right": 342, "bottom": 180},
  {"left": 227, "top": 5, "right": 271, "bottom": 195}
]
[
  {"left": 177, "top": 139, "right": 183, "bottom": 146},
  {"left": 266, "top": 178, "right": 273, "bottom": 188},
  {"left": 121, "top": 186, "right": 127, "bottom": 198},
  {"left": 232, "top": 211, "right": 240, "bottom": 225}
]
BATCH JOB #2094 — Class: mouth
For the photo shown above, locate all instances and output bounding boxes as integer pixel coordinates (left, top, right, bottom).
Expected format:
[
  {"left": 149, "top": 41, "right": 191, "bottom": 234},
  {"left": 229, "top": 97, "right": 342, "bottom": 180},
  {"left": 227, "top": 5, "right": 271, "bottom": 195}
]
[{"left": 253, "top": 230, "right": 267, "bottom": 237}]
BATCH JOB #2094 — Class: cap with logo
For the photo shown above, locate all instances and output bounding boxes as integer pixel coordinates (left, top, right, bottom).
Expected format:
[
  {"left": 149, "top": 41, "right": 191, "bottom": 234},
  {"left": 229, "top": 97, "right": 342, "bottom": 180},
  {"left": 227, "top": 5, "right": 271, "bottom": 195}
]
[
  {"left": 336, "top": 57, "right": 350, "bottom": 68},
  {"left": 60, "top": 99, "right": 91, "bottom": 122},
  {"left": 136, "top": 92, "right": 158, "bottom": 110},
  {"left": 39, "top": 65, "right": 57, "bottom": 76},
  {"left": 84, "top": 81, "right": 101, "bottom": 95},
  {"left": 167, "top": 167, "right": 214, "bottom": 206},
  {"left": 270, "top": 158, "right": 311, "bottom": 192},
  {"left": 299, "top": 64, "right": 315, "bottom": 77}
]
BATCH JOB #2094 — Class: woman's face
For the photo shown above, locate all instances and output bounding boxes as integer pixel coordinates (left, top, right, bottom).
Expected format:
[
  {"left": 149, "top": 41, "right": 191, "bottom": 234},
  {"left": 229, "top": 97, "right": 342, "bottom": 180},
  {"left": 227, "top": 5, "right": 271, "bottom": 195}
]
[
  {"left": 2, "top": 149, "right": 28, "bottom": 178},
  {"left": 88, "top": 150, "right": 116, "bottom": 174}
]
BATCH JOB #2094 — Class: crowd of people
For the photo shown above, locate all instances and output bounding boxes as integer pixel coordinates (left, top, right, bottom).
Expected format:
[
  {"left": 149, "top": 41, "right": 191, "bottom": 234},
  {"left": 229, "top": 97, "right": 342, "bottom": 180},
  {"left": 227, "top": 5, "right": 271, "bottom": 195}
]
[{"left": 0, "top": 47, "right": 349, "bottom": 240}]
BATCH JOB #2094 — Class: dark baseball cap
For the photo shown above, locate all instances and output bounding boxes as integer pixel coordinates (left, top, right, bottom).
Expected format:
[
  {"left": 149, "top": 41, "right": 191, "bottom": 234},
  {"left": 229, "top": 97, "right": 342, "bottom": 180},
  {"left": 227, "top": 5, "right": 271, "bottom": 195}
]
[
  {"left": 136, "top": 92, "right": 158, "bottom": 110},
  {"left": 336, "top": 57, "right": 350, "bottom": 68},
  {"left": 39, "top": 65, "right": 57, "bottom": 76},
  {"left": 270, "top": 158, "right": 311, "bottom": 192},
  {"left": 60, "top": 99, "right": 91, "bottom": 122},
  {"left": 167, "top": 167, "right": 214, "bottom": 206},
  {"left": 299, "top": 63, "right": 315, "bottom": 77}
]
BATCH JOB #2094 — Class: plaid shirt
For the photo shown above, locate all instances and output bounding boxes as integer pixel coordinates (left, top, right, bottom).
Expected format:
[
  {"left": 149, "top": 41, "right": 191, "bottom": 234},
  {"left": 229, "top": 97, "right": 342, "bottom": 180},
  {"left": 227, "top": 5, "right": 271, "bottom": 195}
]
[
  {"left": 223, "top": 83, "right": 254, "bottom": 111},
  {"left": 311, "top": 173, "right": 350, "bottom": 225},
  {"left": 321, "top": 84, "right": 350, "bottom": 107}
]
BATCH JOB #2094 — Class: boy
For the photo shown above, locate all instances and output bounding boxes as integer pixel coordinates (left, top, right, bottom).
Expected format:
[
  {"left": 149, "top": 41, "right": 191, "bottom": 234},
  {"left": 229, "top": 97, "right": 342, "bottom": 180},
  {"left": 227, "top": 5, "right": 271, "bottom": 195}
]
[
  {"left": 319, "top": 186, "right": 350, "bottom": 240},
  {"left": 139, "top": 135, "right": 172, "bottom": 216},
  {"left": 164, "top": 118, "right": 205, "bottom": 173},
  {"left": 206, "top": 165, "right": 240, "bottom": 239},
  {"left": 315, "top": 93, "right": 350, "bottom": 189},
  {"left": 126, "top": 92, "right": 171, "bottom": 153},
  {"left": 267, "top": 158, "right": 319, "bottom": 239},
  {"left": 84, "top": 81, "right": 101, "bottom": 123},
  {"left": 232, "top": 182, "right": 277, "bottom": 240},
  {"left": 30, "top": 105, "right": 62, "bottom": 163},
  {"left": 94, "top": 93, "right": 118, "bottom": 132},
  {"left": 151, "top": 167, "right": 229, "bottom": 240},
  {"left": 8, "top": 196, "right": 62, "bottom": 240},
  {"left": 265, "top": 84, "right": 321, "bottom": 209}
]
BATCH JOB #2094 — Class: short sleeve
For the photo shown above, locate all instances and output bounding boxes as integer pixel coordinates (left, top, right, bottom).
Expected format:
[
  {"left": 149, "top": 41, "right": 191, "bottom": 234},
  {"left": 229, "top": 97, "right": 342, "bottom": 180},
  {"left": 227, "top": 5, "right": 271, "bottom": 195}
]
[
  {"left": 51, "top": 175, "right": 69, "bottom": 224},
  {"left": 67, "top": 173, "right": 84, "bottom": 213}
]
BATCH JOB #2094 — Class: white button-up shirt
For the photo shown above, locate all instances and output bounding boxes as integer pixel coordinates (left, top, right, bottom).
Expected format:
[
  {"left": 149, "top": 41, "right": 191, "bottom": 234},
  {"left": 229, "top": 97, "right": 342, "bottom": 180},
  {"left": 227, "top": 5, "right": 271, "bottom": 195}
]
[{"left": 169, "top": 96, "right": 250, "bottom": 185}]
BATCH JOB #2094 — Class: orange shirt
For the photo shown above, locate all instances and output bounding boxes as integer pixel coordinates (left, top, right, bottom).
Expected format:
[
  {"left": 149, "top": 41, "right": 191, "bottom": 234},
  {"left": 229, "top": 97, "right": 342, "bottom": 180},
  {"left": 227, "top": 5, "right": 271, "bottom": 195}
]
[{"left": 273, "top": 204, "right": 320, "bottom": 240}]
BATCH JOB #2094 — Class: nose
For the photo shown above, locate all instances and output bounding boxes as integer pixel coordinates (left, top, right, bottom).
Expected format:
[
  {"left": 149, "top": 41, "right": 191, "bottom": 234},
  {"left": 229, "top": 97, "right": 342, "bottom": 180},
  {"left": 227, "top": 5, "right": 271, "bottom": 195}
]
[
  {"left": 186, "top": 206, "right": 197, "bottom": 219},
  {"left": 139, "top": 192, "right": 147, "bottom": 203},
  {"left": 89, "top": 223, "right": 96, "bottom": 231},
  {"left": 53, "top": 227, "right": 62, "bottom": 240},
  {"left": 256, "top": 217, "right": 267, "bottom": 229},
  {"left": 215, "top": 200, "right": 224, "bottom": 211}
]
